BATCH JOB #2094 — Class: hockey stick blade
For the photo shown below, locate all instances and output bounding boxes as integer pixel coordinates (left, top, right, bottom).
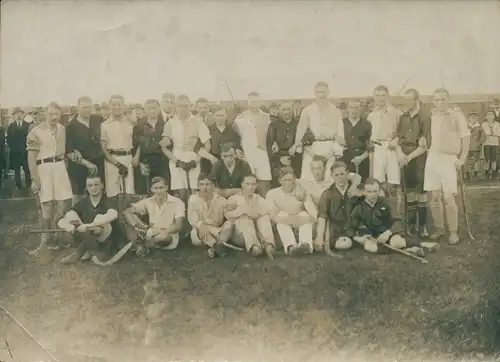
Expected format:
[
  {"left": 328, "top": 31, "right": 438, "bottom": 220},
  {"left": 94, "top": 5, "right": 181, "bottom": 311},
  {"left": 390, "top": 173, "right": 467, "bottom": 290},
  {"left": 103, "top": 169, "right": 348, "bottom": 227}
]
[{"left": 92, "top": 241, "right": 133, "bottom": 266}]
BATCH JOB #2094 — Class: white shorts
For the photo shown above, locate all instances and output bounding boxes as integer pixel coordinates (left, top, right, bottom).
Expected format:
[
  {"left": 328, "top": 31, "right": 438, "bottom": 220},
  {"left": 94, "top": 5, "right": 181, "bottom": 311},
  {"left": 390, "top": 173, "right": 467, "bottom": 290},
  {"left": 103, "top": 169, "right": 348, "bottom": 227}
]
[
  {"left": 104, "top": 154, "right": 135, "bottom": 198},
  {"left": 244, "top": 147, "right": 272, "bottom": 181},
  {"left": 169, "top": 149, "right": 200, "bottom": 191},
  {"left": 300, "top": 141, "right": 337, "bottom": 182},
  {"left": 424, "top": 152, "right": 458, "bottom": 194},
  {"left": 371, "top": 142, "right": 400, "bottom": 185},
  {"left": 38, "top": 161, "right": 73, "bottom": 203}
]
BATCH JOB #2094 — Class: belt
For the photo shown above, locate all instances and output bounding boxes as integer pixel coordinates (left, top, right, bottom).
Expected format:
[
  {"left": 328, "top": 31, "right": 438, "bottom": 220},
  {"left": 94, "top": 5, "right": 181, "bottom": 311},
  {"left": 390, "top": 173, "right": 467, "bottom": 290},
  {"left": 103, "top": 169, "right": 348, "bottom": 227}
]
[
  {"left": 108, "top": 149, "right": 133, "bottom": 156},
  {"left": 314, "top": 138, "right": 334, "bottom": 142},
  {"left": 36, "top": 155, "right": 65, "bottom": 165}
]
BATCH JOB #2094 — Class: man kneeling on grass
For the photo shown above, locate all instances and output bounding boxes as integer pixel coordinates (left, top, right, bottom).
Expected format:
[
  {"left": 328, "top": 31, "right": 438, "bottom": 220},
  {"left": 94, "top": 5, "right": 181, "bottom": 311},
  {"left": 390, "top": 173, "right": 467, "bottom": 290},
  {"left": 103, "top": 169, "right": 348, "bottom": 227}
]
[
  {"left": 58, "top": 176, "right": 118, "bottom": 264},
  {"left": 225, "top": 174, "right": 276, "bottom": 260},
  {"left": 266, "top": 167, "right": 315, "bottom": 256},
  {"left": 188, "top": 173, "right": 234, "bottom": 259},
  {"left": 123, "top": 176, "right": 185, "bottom": 256},
  {"left": 345, "top": 178, "right": 437, "bottom": 255},
  {"left": 314, "top": 161, "right": 362, "bottom": 258}
]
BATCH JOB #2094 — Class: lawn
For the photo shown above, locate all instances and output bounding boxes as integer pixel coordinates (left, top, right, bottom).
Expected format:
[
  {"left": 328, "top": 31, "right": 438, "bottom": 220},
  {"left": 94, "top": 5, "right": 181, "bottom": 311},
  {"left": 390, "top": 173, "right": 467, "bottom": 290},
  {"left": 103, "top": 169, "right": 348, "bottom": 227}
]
[{"left": 1, "top": 184, "right": 500, "bottom": 362}]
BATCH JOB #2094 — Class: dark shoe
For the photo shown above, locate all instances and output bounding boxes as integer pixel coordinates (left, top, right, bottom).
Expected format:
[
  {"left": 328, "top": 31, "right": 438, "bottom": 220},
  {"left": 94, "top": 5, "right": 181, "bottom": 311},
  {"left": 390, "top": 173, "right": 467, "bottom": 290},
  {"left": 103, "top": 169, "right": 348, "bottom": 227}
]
[{"left": 213, "top": 242, "right": 227, "bottom": 258}]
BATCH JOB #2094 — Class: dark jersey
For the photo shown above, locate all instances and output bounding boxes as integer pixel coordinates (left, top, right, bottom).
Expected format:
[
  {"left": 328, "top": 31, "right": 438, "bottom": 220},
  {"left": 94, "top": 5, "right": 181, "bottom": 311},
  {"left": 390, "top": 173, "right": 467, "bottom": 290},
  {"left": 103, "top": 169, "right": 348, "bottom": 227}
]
[
  {"left": 211, "top": 158, "right": 252, "bottom": 190},
  {"left": 72, "top": 196, "right": 116, "bottom": 224}
]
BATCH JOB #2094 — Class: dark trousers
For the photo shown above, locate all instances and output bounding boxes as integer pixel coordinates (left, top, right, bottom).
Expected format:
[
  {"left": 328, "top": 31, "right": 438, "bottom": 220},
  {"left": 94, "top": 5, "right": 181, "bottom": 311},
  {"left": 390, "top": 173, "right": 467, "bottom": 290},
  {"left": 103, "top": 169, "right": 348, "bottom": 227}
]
[
  {"left": 135, "top": 154, "right": 170, "bottom": 195},
  {"left": 11, "top": 152, "right": 31, "bottom": 188},
  {"left": 68, "top": 157, "right": 105, "bottom": 195},
  {"left": 342, "top": 148, "right": 370, "bottom": 181},
  {"left": 270, "top": 153, "right": 302, "bottom": 188}
]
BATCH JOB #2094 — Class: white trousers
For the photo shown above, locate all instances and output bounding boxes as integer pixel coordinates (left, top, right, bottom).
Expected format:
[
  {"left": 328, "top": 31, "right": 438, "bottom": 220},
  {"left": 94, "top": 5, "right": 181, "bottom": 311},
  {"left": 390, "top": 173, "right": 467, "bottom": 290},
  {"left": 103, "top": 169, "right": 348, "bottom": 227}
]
[
  {"left": 276, "top": 211, "right": 313, "bottom": 254},
  {"left": 169, "top": 149, "right": 200, "bottom": 191},
  {"left": 104, "top": 154, "right": 135, "bottom": 198},
  {"left": 244, "top": 147, "right": 272, "bottom": 181},
  {"left": 232, "top": 215, "right": 275, "bottom": 252},
  {"left": 424, "top": 152, "right": 458, "bottom": 194},
  {"left": 300, "top": 141, "right": 338, "bottom": 182},
  {"left": 371, "top": 142, "right": 400, "bottom": 185}
]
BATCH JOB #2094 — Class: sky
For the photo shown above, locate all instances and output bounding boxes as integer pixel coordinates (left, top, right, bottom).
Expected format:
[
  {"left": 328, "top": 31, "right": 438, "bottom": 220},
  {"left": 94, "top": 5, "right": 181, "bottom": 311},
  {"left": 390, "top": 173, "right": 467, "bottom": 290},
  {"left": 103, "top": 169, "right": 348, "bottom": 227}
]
[{"left": 1, "top": 0, "right": 500, "bottom": 107}]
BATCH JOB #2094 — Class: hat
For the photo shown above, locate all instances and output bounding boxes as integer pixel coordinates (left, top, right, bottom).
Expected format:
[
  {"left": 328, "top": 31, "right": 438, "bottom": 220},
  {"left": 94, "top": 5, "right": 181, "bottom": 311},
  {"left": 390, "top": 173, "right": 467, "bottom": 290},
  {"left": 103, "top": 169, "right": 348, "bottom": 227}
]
[
  {"left": 12, "top": 107, "right": 23, "bottom": 115},
  {"left": 100, "top": 102, "right": 110, "bottom": 109},
  {"left": 69, "top": 106, "right": 77, "bottom": 113}
]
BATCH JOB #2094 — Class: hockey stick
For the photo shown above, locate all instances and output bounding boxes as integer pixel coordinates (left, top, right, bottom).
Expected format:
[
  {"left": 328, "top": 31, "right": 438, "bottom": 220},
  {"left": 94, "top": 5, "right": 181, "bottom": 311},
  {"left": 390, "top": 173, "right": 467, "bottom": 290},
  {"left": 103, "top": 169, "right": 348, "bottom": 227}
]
[
  {"left": 358, "top": 236, "right": 428, "bottom": 264},
  {"left": 400, "top": 165, "right": 409, "bottom": 237},
  {"left": 459, "top": 167, "right": 475, "bottom": 240}
]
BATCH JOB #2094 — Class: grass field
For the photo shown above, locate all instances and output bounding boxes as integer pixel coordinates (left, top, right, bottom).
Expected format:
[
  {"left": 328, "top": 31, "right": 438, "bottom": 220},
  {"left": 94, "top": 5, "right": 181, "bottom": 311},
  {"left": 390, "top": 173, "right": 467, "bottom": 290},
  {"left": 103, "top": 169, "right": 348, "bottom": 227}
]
[{"left": 1, "top": 181, "right": 500, "bottom": 361}]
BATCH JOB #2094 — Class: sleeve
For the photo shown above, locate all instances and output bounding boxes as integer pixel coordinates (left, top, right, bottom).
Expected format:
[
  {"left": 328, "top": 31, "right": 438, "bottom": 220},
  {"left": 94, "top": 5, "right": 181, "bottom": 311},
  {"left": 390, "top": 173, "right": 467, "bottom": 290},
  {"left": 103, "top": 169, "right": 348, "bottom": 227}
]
[
  {"left": 456, "top": 111, "right": 470, "bottom": 138},
  {"left": 198, "top": 120, "right": 211, "bottom": 144},
  {"left": 174, "top": 199, "right": 186, "bottom": 219},
  {"left": 162, "top": 121, "right": 173, "bottom": 139},
  {"left": 130, "top": 199, "right": 148, "bottom": 216},
  {"left": 26, "top": 128, "right": 41, "bottom": 152},
  {"left": 70, "top": 200, "right": 84, "bottom": 219},
  {"left": 265, "top": 190, "right": 279, "bottom": 217},
  {"left": 65, "top": 125, "right": 74, "bottom": 154},
  {"left": 294, "top": 107, "right": 309, "bottom": 145},
  {"left": 241, "top": 161, "right": 253, "bottom": 177},
  {"left": 317, "top": 191, "right": 330, "bottom": 219},
  {"left": 478, "top": 126, "right": 486, "bottom": 144},
  {"left": 266, "top": 121, "right": 276, "bottom": 154},
  {"left": 132, "top": 124, "right": 141, "bottom": 152},
  {"left": 187, "top": 196, "right": 201, "bottom": 227},
  {"left": 233, "top": 129, "right": 243, "bottom": 151}
]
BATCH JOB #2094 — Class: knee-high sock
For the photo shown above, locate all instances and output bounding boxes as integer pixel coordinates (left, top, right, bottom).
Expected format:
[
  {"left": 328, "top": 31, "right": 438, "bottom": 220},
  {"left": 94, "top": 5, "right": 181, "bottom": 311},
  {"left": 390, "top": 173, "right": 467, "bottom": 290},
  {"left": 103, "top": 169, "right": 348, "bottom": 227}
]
[
  {"left": 429, "top": 198, "right": 444, "bottom": 233},
  {"left": 417, "top": 201, "right": 428, "bottom": 229},
  {"left": 407, "top": 200, "right": 418, "bottom": 228},
  {"left": 444, "top": 198, "right": 458, "bottom": 234}
]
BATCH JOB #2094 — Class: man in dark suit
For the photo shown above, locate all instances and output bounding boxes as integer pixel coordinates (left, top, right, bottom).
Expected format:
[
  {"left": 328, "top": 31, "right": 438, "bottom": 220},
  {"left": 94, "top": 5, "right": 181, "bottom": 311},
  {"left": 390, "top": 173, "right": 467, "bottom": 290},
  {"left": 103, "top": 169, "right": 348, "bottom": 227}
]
[{"left": 7, "top": 107, "right": 31, "bottom": 190}]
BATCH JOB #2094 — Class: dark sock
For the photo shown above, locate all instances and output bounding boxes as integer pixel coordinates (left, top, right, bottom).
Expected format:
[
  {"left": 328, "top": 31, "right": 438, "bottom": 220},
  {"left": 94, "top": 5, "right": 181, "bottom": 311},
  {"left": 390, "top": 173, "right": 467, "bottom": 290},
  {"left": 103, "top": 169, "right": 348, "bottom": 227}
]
[
  {"left": 417, "top": 201, "right": 428, "bottom": 230},
  {"left": 407, "top": 201, "right": 418, "bottom": 228}
]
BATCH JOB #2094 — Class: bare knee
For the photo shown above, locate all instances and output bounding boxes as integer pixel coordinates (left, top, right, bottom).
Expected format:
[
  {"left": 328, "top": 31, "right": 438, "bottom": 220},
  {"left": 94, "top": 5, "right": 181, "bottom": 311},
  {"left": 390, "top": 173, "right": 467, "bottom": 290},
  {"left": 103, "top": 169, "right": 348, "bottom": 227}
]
[
  {"left": 442, "top": 193, "right": 456, "bottom": 207},
  {"left": 430, "top": 191, "right": 441, "bottom": 204}
]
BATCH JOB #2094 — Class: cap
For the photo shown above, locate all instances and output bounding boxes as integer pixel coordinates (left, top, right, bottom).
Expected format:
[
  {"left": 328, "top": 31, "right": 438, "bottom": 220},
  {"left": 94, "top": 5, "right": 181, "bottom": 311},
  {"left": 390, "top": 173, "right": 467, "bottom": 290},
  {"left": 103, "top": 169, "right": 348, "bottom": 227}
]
[
  {"left": 100, "top": 102, "right": 110, "bottom": 109},
  {"left": 269, "top": 102, "right": 279, "bottom": 109},
  {"left": 12, "top": 107, "right": 23, "bottom": 115}
]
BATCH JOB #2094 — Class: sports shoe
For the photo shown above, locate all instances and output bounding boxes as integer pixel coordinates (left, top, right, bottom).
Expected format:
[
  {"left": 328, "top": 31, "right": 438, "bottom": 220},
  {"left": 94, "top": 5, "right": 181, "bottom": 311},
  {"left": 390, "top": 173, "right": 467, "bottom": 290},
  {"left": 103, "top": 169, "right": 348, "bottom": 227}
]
[
  {"left": 420, "top": 242, "right": 440, "bottom": 252},
  {"left": 448, "top": 233, "right": 460, "bottom": 245},
  {"left": 264, "top": 243, "right": 275, "bottom": 260},
  {"left": 403, "top": 247, "right": 425, "bottom": 257},
  {"left": 213, "top": 242, "right": 227, "bottom": 258}
]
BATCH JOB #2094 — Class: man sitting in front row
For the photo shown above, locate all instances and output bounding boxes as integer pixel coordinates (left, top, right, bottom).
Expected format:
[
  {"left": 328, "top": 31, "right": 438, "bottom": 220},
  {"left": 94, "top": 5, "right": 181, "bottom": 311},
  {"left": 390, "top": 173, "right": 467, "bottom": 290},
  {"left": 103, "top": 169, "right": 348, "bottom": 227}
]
[
  {"left": 266, "top": 167, "right": 315, "bottom": 256},
  {"left": 225, "top": 174, "right": 276, "bottom": 260},
  {"left": 123, "top": 176, "right": 185, "bottom": 256},
  {"left": 345, "top": 178, "right": 435, "bottom": 255},
  {"left": 188, "top": 173, "right": 233, "bottom": 259},
  {"left": 58, "top": 176, "right": 118, "bottom": 264}
]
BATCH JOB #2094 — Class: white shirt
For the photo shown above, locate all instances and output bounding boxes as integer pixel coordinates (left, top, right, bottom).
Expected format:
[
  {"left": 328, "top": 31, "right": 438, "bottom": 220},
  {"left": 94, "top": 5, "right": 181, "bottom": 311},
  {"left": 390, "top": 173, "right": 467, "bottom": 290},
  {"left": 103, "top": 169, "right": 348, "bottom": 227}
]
[
  {"left": 162, "top": 114, "right": 210, "bottom": 152},
  {"left": 101, "top": 117, "right": 135, "bottom": 150},
  {"left": 429, "top": 108, "right": 470, "bottom": 153},
  {"left": 26, "top": 122, "right": 66, "bottom": 159},
  {"left": 295, "top": 102, "right": 343, "bottom": 145},
  {"left": 367, "top": 105, "right": 402, "bottom": 142},
  {"left": 131, "top": 195, "right": 185, "bottom": 228},
  {"left": 266, "top": 186, "right": 307, "bottom": 216}
]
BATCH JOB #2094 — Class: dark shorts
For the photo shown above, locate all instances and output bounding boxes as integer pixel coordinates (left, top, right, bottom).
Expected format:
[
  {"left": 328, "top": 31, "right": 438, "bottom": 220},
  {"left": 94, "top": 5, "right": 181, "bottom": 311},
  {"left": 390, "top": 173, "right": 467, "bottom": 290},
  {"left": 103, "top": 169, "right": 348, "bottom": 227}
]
[
  {"left": 401, "top": 145, "right": 425, "bottom": 193},
  {"left": 468, "top": 150, "right": 481, "bottom": 161},
  {"left": 484, "top": 145, "right": 498, "bottom": 162},
  {"left": 135, "top": 154, "right": 170, "bottom": 195},
  {"left": 68, "top": 158, "right": 105, "bottom": 195},
  {"left": 342, "top": 148, "right": 370, "bottom": 181}
]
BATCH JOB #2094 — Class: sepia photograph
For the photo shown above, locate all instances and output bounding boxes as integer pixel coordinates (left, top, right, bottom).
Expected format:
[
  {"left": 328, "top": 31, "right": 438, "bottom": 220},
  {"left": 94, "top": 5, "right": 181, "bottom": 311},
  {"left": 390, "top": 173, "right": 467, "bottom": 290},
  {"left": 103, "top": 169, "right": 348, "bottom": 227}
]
[{"left": 1, "top": 0, "right": 500, "bottom": 361}]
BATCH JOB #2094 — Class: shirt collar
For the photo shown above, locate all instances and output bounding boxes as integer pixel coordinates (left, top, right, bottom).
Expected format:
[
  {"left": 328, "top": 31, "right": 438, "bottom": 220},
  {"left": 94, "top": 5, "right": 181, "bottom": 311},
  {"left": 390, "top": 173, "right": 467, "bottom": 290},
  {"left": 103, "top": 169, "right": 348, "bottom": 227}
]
[{"left": 409, "top": 105, "right": 420, "bottom": 118}]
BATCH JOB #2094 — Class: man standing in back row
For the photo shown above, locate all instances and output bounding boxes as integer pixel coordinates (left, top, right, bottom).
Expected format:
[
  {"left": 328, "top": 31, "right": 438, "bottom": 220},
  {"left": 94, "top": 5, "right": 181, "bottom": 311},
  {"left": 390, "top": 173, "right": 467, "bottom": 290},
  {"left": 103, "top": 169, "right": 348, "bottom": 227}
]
[{"left": 293, "top": 82, "right": 344, "bottom": 183}]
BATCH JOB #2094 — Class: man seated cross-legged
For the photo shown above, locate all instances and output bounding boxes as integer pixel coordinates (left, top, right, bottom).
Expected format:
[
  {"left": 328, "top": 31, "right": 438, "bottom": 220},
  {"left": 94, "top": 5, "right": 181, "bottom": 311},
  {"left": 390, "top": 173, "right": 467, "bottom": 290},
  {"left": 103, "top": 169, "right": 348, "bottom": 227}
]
[
  {"left": 225, "top": 174, "right": 276, "bottom": 260},
  {"left": 123, "top": 176, "right": 185, "bottom": 256},
  {"left": 187, "top": 173, "right": 234, "bottom": 259},
  {"left": 58, "top": 176, "right": 118, "bottom": 264},
  {"left": 266, "top": 167, "right": 315, "bottom": 256},
  {"left": 345, "top": 178, "right": 437, "bottom": 255}
]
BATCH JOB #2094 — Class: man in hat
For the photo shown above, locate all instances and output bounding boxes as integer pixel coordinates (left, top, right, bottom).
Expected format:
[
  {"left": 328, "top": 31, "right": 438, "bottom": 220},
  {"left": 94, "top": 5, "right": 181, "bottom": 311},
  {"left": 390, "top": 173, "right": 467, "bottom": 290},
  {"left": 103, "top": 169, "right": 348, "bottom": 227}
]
[
  {"left": 233, "top": 92, "right": 273, "bottom": 197},
  {"left": 7, "top": 107, "right": 31, "bottom": 191},
  {"left": 466, "top": 110, "right": 485, "bottom": 180},
  {"left": 100, "top": 95, "right": 139, "bottom": 199},
  {"left": 27, "top": 102, "right": 73, "bottom": 258},
  {"left": 66, "top": 96, "right": 105, "bottom": 204},
  {"left": 292, "top": 82, "right": 344, "bottom": 183},
  {"left": 424, "top": 88, "right": 470, "bottom": 245}
]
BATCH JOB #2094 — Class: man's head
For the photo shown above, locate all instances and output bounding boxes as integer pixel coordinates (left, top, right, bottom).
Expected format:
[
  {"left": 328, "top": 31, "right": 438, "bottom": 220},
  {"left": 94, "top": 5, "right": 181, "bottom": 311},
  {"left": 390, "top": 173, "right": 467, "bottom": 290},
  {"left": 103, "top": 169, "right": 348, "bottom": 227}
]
[
  {"left": 77, "top": 96, "right": 93, "bottom": 118},
  {"left": 362, "top": 178, "right": 380, "bottom": 204},
  {"left": 12, "top": 107, "right": 23, "bottom": 121},
  {"left": 161, "top": 92, "right": 175, "bottom": 113},
  {"left": 45, "top": 102, "right": 62, "bottom": 125},
  {"left": 347, "top": 99, "right": 361, "bottom": 120},
  {"left": 403, "top": 88, "right": 420, "bottom": 112},
  {"left": 269, "top": 102, "right": 279, "bottom": 117},
  {"left": 293, "top": 100, "right": 303, "bottom": 114},
  {"left": 278, "top": 167, "right": 296, "bottom": 191},
  {"left": 279, "top": 101, "right": 293, "bottom": 121},
  {"left": 485, "top": 110, "right": 495, "bottom": 123},
  {"left": 144, "top": 99, "right": 161, "bottom": 119},
  {"left": 214, "top": 106, "right": 228, "bottom": 127},
  {"left": 373, "top": 85, "right": 389, "bottom": 108},
  {"left": 310, "top": 155, "right": 327, "bottom": 182},
  {"left": 86, "top": 176, "right": 104, "bottom": 197},
  {"left": 247, "top": 92, "right": 262, "bottom": 111},
  {"left": 100, "top": 103, "right": 111, "bottom": 118},
  {"left": 492, "top": 98, "right": 500, "bottom": 111},
  {"left": 109, "top": 95, "right": 125, "bottom": 117},
  {"left": 69, "top": 106, "right": 77, "bottom": 115},
  {"left": 198, "top": 173, "right": 216, "bottom": 196},
  {"left": 314, "top": 81, "right": 330, "bottom": 101},
  {"left": 432, "top": 88, "right": 450, "bottom": 112},
  {"left": 468, "top": 111, "right": 479, "bottom": 124},
  {"left": 133, "top": 104, "right": 145, "bottom": 119},
  {"left": 338, "top": 102, "right": 347, "bottom": 119},
  {"left": 196, "top": 98, "right": 210, "bottom": 119},
  {"left": 150, "top": 177, "right": 168, "bottom": 197},
  {"left": 220, "top": 142, "right": 237, "bottom": 167},
  {"left": 330, "top": 161, "right": 348, "bottom": 187},
  {"left": 175, "top": 95, "right": 191, "bottom": 118},
  {"left": 241, "top": 174, "right": 258, "bottom": 196}
]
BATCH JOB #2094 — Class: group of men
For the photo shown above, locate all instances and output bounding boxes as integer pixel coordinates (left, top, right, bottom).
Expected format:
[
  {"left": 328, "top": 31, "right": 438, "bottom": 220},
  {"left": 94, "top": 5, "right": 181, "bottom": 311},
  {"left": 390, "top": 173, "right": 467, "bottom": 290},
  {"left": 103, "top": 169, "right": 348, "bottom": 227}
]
[{"left": 11, "top": 81, "right": 475, "bottom": 265}]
